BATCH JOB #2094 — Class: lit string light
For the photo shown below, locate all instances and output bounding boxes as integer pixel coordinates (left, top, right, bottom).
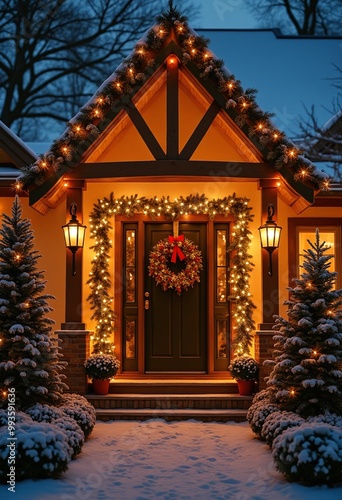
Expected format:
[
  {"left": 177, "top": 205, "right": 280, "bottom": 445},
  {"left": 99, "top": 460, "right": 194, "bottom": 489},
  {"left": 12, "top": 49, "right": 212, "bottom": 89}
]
[
  {"left": 16, "top": 6, "right": 329, "bottom": 193},
  {"left": 87, "top": 192, "right": 256, "bottom": 355}
]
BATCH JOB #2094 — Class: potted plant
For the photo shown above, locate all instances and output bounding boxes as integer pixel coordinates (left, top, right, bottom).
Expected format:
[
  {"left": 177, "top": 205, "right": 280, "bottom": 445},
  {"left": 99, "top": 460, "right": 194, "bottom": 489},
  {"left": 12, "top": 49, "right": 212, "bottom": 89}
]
[
  {"left": 228, "top": 355, "right": 259, "bottom": 395},
  {"left": 84, "top": 353, "right": 120, "bottom": 395}
]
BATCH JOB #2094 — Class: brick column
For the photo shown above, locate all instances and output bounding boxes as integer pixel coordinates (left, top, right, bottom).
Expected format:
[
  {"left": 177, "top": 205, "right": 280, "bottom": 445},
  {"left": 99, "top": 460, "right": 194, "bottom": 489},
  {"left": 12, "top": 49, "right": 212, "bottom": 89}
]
[
  {"left": 57, "top": 330, "right": 91, "bottom": 395},
  {"left": 255, "top": 330, "right": 275, "bottom": 391}
]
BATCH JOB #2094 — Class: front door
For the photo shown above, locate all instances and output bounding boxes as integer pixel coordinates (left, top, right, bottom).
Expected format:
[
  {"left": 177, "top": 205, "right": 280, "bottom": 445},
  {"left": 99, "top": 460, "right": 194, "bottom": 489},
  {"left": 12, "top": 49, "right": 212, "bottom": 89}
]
[{"left": 144, "top": 222, "right": 207, "bottom": 372}]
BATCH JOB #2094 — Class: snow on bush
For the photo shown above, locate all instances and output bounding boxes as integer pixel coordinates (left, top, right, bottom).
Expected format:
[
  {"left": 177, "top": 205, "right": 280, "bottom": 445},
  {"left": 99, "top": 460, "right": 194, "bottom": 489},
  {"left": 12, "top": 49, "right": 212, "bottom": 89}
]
[
  {"left": 247, "top": 401, "right": 279, "bottom": 438},
  {"left": 250, "top": 388, "right": 274, "bottom": 405},
  {"left": 59, "top": 393, "right": 96, "bottom": 438},
  {"left": 25, "top": 403, "right": 85, "bottom": 457},
  {"left": 272, "top": 423, "right": 342, "bottom": 485},
  {"left": 26, "top": 403, "right": 65, "bottom": 422},
  {"left": 53, "top": 416, "right": 85, "bottom": 458},
  {"left": 0, "top": 421, "right": 71, "bottom": 482},
  {"left": 308, "top": 412, "right": 342, "bottom": 428},
  {"left": 0, "top": 408, "right": 32, "bottom": 427},
  {"left": 261, "top": 410, "right": 305, "bottom": 447}
]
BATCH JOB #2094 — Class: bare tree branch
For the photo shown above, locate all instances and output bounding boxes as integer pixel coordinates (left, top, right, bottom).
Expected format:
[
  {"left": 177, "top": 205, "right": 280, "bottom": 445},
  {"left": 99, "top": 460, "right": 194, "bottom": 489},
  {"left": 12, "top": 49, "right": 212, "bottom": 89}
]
[
  {"left": 0, "top": 0, "right": 198, "bottom": 140},
  {"left": 244, "top": 0, "right": 341, "bottom": 35}
]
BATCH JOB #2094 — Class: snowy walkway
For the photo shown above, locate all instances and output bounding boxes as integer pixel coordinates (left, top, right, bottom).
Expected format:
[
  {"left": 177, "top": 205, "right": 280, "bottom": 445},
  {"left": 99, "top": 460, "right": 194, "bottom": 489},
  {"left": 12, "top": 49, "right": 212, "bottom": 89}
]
[{"left": 1, "top": 419, "right": 342, "bottom": 499}]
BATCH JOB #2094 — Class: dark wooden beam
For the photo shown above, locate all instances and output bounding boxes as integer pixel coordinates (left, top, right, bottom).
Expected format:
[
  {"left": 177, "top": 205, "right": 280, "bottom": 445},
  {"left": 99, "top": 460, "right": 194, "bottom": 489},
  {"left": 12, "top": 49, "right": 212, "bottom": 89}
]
[
  {"left": 126, "top": 101, "right": 166, "bottom": 160},
  {"left": 65, "top": 160, "right": 275, "bottom": 180},
  {"left": 167, "top": 57, "right": 179, "bottom": 158},
  {"left": 179, "top": 101, "right": 221, "bottom": 160}
]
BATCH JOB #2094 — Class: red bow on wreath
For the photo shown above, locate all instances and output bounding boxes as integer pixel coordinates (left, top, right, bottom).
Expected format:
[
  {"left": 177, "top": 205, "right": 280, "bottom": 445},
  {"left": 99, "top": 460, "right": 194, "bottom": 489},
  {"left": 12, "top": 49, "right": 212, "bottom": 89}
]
[{"left": 168, "top": 235, "right": 185, "bottom": 263}]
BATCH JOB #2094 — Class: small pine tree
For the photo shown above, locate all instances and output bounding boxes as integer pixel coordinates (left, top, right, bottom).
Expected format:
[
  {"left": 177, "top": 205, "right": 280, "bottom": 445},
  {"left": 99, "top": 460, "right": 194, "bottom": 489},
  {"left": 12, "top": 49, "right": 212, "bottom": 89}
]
[
  {"left": 266, "top": 229, "right": 342, "bottom": 417},
  {"left": 0, "top": 196, "right": 67, "bottom": 410}
]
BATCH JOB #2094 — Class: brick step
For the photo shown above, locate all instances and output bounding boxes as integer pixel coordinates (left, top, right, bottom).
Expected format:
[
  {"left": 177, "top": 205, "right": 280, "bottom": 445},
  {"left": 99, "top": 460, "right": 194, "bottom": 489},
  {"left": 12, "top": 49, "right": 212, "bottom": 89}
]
[
  {"left": 89, "top": 378, "right": 241, "bottom": 395},
  {"left": 87, "top": 393, "right": 253, "bottom": 411},
  {"left": 94, "top": 408, "right": 248, "bottom": 422}
]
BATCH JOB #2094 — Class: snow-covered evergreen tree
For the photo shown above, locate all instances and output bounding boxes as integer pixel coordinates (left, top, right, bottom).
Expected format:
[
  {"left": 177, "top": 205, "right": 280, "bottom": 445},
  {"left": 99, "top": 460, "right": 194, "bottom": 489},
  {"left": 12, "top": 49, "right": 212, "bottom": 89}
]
[
  {"left": 266, "top": 229, "right": 342, "bottom": 417},
  {"left": 0, "top": 196, "right": 67, "bottom": 410}
]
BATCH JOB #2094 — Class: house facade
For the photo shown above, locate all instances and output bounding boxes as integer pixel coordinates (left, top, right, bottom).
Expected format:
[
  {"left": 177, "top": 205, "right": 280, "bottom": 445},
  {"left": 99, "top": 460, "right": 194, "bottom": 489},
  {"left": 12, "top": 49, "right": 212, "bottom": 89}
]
[{"left": 1, "top": 8, "right": 341, "bottom": 394}]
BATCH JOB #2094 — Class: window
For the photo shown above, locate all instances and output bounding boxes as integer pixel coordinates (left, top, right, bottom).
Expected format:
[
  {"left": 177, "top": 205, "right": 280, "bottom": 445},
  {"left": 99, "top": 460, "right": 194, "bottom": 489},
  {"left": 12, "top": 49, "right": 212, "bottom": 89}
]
[
  {"left": 122, "top": 224, "right": 138, "bottom": 370},
  {"left": 214, "top": 224, "right": 230, "bottom": 370},
  {"left": 288, "top": 219, "right": 342, "bottom": 289}
]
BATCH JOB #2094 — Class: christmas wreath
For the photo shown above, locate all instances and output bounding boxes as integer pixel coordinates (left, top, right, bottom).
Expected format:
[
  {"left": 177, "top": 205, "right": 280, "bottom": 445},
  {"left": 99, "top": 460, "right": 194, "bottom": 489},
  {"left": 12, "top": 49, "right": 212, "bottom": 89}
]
[{"left": 148, "top": 235, "right": 203, "bottom": 294}]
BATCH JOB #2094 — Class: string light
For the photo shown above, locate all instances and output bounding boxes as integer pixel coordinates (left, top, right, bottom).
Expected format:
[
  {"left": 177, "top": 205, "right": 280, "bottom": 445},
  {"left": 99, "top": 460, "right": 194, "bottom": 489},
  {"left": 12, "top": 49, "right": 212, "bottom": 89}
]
[
  {"left": 87, "top": 192, "right": 255, "bottom": 355},
  {"left": 18, "top": 7, "right": 329, "bottom": 194}
]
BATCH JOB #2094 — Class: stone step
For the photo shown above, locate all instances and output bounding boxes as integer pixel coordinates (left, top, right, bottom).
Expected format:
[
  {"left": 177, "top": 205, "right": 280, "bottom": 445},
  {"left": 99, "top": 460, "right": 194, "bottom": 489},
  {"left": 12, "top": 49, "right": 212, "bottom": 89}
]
[
  {"left": 87, "top": 393, "right": 253, "bottom": 410},
  {"left": 94, "top": 408, "right": 248, "bottom": 422}
]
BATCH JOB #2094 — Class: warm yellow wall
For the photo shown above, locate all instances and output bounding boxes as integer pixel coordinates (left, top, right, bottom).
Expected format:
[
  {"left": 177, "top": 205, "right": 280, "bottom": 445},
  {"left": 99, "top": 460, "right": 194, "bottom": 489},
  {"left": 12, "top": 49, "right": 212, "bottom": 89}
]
[
  {"left": 0, "top": 196, "right": 66, "bottom": 329},
  {"left": 82, "top": 181, "right": 263, "bottom": 351},
  {"left": 94, "top": 114, "right": 155, "bottom": 162},
  {"left": 85, "top": 67, "right": 261, "bottom": 165},
  {"left": 178, "top": 79, "right": 210, "bottom": 151}
]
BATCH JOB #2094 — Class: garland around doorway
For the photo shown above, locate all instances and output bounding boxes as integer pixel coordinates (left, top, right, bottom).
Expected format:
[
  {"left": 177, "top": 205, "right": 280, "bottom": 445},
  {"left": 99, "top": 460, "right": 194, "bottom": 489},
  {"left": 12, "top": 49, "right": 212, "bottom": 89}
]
[{"left": 87, "top": 192, "right": 256, "bottom": 355}]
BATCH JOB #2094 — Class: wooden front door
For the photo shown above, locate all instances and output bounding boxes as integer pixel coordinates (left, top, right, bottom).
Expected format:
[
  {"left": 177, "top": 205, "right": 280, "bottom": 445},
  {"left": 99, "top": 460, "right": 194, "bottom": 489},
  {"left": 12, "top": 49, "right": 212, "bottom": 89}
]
[{"left": 144, "top": 222, "right": 207, "bottom": 372}]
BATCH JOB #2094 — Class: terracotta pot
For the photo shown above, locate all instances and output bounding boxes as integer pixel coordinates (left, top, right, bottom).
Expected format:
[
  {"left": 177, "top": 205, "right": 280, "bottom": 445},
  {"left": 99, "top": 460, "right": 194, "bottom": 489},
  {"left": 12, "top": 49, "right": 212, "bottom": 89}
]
[
  {"left": 237, "top": 379, "right": 255, "bottom": 396},
  {"left": 92, "top": 378, "right": 110, "bottom": 395}
]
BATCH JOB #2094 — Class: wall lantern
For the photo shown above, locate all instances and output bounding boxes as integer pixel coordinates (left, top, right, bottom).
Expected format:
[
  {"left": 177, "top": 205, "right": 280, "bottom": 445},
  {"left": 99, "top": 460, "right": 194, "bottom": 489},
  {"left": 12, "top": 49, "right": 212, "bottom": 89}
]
[
  {"left": 62, "top": 203, "right": 86, "bottom": 276},
  {"left": 258, "top": 204, "right": 282, "bottom": 276}
]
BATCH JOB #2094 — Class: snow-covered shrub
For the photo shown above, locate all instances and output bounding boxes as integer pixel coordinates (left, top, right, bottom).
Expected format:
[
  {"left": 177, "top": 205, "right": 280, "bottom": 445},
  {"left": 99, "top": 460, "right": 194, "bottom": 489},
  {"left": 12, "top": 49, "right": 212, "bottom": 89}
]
[
  {"left": 250, "top": 388, "right": 274, "bottom": 405},
  {"left": 247, "top": 401, "right": 279, "bottom": 438},
  {"left": 53, "top": 416, "right": 85, "bottom": 458},
  {"left": 308, "top": 412, "right": 342, "bottom": 428},
  {"left": 26, "top": 403, "right": 64, "bottom": 422},
  {"left": 25, "top": 402, "right": 85, "bottom": 457},
  {"left": 272, "top": 423, "right": 342, "bottom": 485},
  {"left": 59, "top": 393, "right": 96, "bottom": 438},
  {"left": 0, "top": 421, "right": 71, "bottom": 482},
  {"left": 261, "top": 410, "right": 305, "bottom": 447},
  {"left": 0, "top": 409, "right": 32, "bottom": 427}
]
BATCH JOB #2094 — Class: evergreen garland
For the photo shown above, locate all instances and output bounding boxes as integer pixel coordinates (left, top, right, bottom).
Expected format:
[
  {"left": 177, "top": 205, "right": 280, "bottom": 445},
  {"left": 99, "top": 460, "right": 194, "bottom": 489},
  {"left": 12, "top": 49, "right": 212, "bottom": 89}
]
[
  {"left": 87, "top": 192, "right": 255, "bottom": 355},
  {"left": 18, "top": 3, "right": 330, "bottom": 192}
]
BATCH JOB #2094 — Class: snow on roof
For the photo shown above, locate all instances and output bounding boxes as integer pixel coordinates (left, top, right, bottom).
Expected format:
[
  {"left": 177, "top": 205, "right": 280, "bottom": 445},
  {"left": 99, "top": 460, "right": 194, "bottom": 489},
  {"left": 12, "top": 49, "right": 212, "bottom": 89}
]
[
  {"left": 0, "top": 120, "right": 37, "bottom": 166},
  {"left": 322, "top": 109, "right": 342, "bottom": 133},
  {"left": 196, "top": 29, "right": 341, "bottom": 139}
]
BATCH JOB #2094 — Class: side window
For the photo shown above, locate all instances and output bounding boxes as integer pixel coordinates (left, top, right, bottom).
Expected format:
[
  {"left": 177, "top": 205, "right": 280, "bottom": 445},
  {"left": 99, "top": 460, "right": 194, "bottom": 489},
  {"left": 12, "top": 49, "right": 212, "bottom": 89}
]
[{"left": 288, "top": 219, "right": 342, "bottom": 289}]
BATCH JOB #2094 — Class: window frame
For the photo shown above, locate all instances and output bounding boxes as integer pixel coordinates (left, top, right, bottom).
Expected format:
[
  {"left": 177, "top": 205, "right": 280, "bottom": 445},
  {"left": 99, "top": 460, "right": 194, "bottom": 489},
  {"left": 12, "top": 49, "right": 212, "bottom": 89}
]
[{"left": 288, "top": 218, "right": 342, "bottom": 289}]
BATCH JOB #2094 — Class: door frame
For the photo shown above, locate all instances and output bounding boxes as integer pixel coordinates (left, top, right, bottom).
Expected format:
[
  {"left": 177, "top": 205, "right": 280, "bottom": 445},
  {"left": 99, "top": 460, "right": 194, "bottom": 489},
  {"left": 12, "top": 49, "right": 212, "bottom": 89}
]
[{"left": 115, "top": 214, "right": 233, "bottom": 377}]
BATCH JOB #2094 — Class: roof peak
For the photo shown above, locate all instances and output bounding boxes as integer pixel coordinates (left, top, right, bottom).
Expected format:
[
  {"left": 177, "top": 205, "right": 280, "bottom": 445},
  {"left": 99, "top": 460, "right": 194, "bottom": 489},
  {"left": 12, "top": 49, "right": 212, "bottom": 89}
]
[{"left": 18, "top": 4, "right": 331, "bottom": 207}]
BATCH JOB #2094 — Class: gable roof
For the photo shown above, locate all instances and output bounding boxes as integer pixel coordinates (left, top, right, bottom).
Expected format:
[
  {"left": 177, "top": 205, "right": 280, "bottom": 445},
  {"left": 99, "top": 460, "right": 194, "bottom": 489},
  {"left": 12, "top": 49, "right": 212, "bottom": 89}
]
[
  {"left": 18, "top": 5, "right": 329, "bottom": 215},
  {"left": 0, "top": 120, "right": 37, "bottom": 195}
]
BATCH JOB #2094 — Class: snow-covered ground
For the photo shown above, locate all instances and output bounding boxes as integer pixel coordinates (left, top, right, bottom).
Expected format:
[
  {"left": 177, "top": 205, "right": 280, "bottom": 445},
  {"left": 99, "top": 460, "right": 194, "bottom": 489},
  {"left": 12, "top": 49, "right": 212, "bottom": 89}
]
[{"left": 1, "top": 419, "right": 342, "bottom": 500}]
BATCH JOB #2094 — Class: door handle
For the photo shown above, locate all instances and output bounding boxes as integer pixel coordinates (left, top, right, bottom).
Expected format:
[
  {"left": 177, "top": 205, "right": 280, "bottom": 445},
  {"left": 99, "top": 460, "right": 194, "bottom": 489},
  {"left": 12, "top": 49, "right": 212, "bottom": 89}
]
[{"left": 144, "top": 292, "right": 150, "bottom": 310}]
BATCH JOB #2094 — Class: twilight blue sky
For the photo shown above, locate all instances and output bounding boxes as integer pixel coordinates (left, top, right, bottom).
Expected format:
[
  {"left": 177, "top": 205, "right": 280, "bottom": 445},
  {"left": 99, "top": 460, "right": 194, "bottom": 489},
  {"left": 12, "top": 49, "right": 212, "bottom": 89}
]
[{"left": 195, "top": 0, "right": 256, "bottom": 29}]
